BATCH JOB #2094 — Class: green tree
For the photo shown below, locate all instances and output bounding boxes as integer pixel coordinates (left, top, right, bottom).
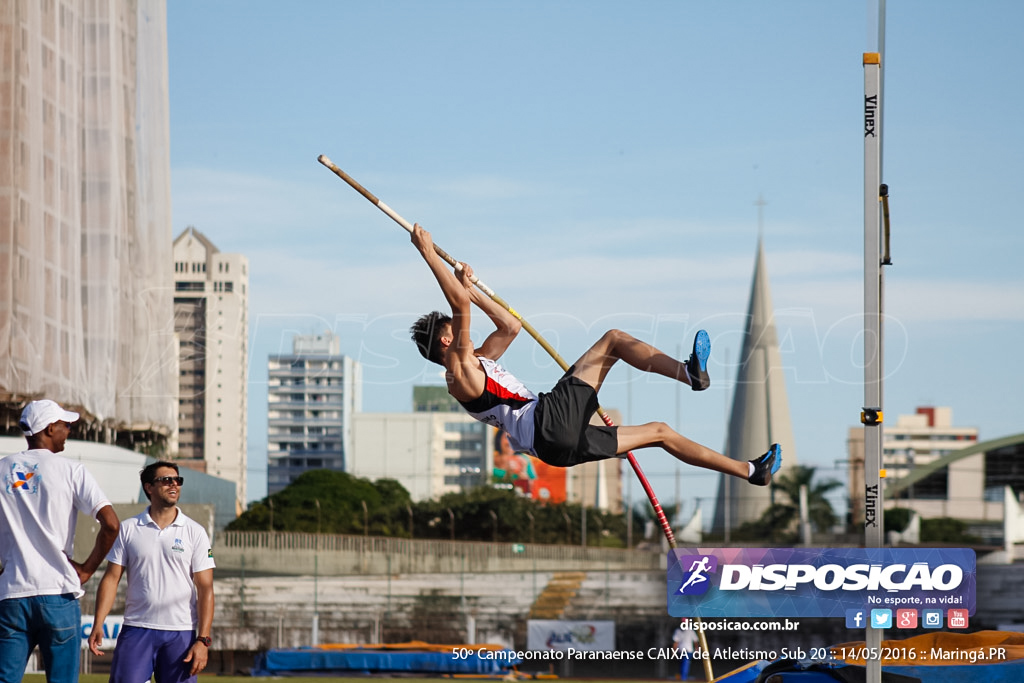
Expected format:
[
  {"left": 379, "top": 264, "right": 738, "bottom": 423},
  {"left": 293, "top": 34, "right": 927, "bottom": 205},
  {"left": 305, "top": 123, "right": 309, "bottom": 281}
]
[
  {"left": 231, "top": 473, "right": 678, "bottom": 548},
  {"left": 920, "top": 517, "right": 982, "bottom": 544},
  {"left": 732, "top": 465, "right": 842, "bottom": 543},
  {"left": 884, "top": 507, "right": 915, "bottom": 535},
  {"left": 227, "top": 470, "right": 410, "bottom": 534},
  {"left": 629, "top": 501, "right": 683, "bottom": 547}
]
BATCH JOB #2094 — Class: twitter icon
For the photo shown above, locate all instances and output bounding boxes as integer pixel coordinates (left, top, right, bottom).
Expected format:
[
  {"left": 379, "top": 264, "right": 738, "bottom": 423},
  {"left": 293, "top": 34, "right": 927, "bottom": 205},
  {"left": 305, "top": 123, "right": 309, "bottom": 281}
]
[{"left": 870, "top": 609, "right": 892, "bottom": 629}]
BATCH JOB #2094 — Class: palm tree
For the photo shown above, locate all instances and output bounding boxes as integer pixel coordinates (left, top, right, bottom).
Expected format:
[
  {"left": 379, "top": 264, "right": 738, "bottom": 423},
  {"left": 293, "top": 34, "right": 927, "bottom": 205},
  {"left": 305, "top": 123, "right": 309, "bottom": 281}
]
[
  {"left": 734, "top": 465, "right": 842, "bottom": 542},
  {"left": 771, "top": 465, "right": 843, "bottom": 533}
]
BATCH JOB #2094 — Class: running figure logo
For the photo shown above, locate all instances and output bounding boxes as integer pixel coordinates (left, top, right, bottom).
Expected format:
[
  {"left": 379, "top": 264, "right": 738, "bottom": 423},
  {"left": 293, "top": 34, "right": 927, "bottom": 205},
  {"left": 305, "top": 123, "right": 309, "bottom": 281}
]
[{"left": 677, "top": 555, "right": 718, "bottom": 595}]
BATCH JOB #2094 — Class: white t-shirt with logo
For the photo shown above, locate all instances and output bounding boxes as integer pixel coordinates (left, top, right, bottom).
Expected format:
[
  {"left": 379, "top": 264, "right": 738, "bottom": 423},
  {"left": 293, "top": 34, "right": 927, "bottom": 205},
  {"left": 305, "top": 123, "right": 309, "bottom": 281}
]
[
  {"left": 108, "top": 508, "right": 215, "bottom": 630},
  {"left": 0, "top": 448, "right": 112, "bottom": 600}
]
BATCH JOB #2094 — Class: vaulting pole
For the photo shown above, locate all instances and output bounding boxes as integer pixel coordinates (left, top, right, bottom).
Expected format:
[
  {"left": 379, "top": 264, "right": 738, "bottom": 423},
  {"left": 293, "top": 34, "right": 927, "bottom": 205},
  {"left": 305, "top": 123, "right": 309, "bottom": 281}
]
[{"left": 318, "top": 155, "right": 713, "bottom": 680}]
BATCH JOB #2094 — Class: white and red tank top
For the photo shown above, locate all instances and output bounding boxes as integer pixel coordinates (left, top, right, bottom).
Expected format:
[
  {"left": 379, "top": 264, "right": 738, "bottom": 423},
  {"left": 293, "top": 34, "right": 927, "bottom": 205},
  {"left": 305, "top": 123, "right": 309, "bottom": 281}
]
[{"left": 458, "top": 357, "right": 538, "bottom": 454}]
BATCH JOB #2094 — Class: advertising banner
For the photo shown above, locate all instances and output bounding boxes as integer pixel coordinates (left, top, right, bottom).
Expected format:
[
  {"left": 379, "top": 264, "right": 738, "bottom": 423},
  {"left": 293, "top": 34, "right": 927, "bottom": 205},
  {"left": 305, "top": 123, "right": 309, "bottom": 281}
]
[
  {"left": 80, "top": 614, "right": 123, "bottom": 650},
  {"left": 527, "top": 620, "right": 615, "bottom": 651},
  {"left": 667, "top": 547, "right": 975, "bottom": 618}
]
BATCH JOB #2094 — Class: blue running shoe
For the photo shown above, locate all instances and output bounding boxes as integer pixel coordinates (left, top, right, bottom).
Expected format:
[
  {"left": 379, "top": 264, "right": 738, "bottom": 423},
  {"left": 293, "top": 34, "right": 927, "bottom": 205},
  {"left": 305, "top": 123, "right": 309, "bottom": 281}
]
[
  {"left": 748, "top": 443, "right": 782, "bottom": 486},
  {"left": 685, "top": 329, "right": 711, "bottom": 391}
]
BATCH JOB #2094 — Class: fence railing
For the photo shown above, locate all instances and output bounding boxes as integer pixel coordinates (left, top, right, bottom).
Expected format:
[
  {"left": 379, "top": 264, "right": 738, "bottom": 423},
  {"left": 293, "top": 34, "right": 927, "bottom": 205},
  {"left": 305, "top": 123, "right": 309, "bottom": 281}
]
[{"left": 216, "top": 530, "right": 662, "bottom": 573}]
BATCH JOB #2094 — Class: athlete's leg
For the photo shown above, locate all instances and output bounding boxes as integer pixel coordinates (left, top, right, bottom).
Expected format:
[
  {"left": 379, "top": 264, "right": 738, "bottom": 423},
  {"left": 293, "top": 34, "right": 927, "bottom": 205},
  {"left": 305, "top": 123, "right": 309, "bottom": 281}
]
[
  {"left": 615, "top": 423, "right": 766, "bottom": 480},
  {"left": 617, "top": 424, "right": 782, "bottom": 484},
  {"left": 570, "top": 329, "right": 692, "bottom": 393}
]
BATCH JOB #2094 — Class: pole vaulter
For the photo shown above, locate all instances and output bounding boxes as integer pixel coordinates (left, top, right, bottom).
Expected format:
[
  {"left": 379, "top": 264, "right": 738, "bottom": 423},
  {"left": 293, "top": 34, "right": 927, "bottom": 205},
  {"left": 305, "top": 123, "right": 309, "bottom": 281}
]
[{"left": 315, "top": 152, "right": 733, "bottom": 679}]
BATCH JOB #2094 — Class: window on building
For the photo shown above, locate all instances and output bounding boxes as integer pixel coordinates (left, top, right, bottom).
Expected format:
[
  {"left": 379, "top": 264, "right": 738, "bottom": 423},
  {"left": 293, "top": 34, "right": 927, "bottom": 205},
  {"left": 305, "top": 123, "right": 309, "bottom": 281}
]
[
  {"left": 892, "top": 468, "right": 948, "bottom": 500},
  {"left": 445, "top": 439, "right": 483, "bottom": 451},
  {"left": 445, "top": 422, "right": 484, "bottom": 434},
  {"left": 984, "top": 443, "right": 1024, "bottom": 501},
  {"left": 445, "top": 457, "right": 483, "bottom": 467}
]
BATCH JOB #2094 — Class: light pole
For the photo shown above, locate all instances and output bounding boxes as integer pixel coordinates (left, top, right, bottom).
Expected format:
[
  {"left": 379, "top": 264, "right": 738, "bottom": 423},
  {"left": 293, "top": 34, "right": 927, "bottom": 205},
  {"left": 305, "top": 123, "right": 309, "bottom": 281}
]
[
  {"left": 313, "top": 498, "right": 320, "bottom": 632},
  {"left": 314, "top": 499, "right": 321, "bottom": 536}
]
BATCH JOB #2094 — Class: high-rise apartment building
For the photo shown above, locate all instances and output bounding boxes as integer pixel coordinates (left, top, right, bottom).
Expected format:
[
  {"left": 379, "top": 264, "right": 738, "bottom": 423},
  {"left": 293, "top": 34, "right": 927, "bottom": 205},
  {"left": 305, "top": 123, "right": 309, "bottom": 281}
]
[
  {"left": 848, "top": 406, "right": 978, "bottom": 525},
  {"left": 267, "top": 333, "right": 361, "bottom": 494},
  {"left": 172, "top": 227, "right": 248, "bottom": 509},
  {"left": 1, "top": 1, "right": 177, "bottom": 444}
]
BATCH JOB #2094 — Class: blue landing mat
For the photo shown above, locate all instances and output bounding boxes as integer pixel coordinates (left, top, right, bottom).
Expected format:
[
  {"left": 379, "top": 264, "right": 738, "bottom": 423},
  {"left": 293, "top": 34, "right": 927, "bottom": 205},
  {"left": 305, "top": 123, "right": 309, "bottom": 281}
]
[{"left": 252, "top": 646, "right": 521, "bottom": 676}]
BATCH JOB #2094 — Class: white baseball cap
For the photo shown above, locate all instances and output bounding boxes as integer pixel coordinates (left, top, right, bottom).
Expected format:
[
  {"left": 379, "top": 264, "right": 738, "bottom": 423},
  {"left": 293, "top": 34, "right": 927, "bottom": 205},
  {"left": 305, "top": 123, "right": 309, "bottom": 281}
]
[{"left": 20, "top": 399, "right": 80, "bottom": 436}]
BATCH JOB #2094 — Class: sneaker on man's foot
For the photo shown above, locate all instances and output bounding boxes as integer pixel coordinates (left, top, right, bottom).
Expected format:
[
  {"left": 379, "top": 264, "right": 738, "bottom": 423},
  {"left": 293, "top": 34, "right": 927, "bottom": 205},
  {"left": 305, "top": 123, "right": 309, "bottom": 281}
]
[
  {"left": 748, "top": 443, "right": 782, "bottom": 486},
  {"left": 685, "top": 329, "right": 711, "bottom": 391}
]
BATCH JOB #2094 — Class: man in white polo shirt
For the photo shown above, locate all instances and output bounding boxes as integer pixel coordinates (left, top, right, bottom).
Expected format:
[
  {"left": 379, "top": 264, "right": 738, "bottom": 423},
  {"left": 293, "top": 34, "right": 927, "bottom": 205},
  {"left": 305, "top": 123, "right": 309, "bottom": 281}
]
[
  {"left": 88, "top": 461, "right": 215, "bottom": 683},
  {"left": 0, "top": 399, "right": 119, "bottom": 683}
]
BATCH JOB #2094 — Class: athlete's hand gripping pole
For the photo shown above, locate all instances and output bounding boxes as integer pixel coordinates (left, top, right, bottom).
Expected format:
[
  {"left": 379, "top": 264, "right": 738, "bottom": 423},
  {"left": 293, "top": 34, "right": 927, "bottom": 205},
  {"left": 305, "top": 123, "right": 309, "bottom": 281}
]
[{"left": 318, "top": 155, "right": 713, "bottom": 680}]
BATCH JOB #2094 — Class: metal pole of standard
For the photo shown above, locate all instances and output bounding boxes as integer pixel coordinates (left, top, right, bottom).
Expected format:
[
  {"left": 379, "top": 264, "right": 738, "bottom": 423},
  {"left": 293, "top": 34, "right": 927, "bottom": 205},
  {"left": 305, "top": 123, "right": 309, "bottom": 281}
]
[{"left": 863, "top": 49, "right": 885, "bottom": 683}]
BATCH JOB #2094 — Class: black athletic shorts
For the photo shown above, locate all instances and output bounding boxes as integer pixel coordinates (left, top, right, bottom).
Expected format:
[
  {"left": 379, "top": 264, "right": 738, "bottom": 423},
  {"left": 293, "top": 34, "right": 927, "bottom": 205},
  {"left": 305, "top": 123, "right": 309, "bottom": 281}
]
[{"left": 532, "top": 366, "right": 619, "bottom": 467}]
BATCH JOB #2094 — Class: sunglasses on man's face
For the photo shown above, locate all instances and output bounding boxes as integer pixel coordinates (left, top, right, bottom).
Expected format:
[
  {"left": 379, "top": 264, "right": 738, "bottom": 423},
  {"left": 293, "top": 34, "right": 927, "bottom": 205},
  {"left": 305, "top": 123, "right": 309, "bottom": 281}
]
[{"left": 152, "top": 476, "right": 184, "bottom": 487}]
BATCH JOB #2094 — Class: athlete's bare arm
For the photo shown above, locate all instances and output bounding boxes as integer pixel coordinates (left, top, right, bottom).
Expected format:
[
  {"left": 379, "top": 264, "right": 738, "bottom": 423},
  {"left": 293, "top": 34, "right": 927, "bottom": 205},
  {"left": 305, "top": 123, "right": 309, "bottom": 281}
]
[
  {"left": 411, "top": 224, "right": 484, "bottom": 401},
  {"left": 458, "top": 263, "right": 522, "bottom": 361}
]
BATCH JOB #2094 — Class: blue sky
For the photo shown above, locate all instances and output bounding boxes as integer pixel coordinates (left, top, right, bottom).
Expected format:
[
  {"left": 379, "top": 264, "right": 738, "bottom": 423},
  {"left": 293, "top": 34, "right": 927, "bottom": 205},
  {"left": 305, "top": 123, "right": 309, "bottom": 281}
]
[{"left": 167, "top": 1, "right": 1024, "bottom": 517}]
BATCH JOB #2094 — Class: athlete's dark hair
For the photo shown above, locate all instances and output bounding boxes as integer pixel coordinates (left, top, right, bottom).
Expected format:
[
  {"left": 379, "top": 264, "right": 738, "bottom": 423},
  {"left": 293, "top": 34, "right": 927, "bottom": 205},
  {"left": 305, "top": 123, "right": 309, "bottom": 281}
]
[{"left": 410, "top": 311, "right": 452, "bottom": 365}]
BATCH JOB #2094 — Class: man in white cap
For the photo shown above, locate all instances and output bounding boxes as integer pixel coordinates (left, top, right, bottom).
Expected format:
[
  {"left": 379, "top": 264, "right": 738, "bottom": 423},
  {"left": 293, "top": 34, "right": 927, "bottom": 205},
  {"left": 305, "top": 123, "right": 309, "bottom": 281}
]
[{"left": 0, "top": 399, "right": 119, "bottom": 683}]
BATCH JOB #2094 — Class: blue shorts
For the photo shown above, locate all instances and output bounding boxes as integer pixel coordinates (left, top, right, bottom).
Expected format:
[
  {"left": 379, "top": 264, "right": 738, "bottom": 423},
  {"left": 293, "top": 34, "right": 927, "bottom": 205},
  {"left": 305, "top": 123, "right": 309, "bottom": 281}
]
[{"left": 109, "top": 625, "right": 197, "bottom": 683}]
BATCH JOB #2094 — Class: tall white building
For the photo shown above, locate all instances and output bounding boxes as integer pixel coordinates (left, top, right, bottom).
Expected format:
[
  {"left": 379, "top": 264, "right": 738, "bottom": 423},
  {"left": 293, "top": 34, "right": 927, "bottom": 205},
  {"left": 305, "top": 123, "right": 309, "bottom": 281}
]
[
  {"left": 267, "top": 333, "right": 361, "bottom": 494},
  {"left": 0, "top": 0, "right": 177, "bottom": 445},
  {"left": 350, "top": 412, "right": 489, "bottom": 501},
  {"left": 172, "top": 227, "right": 249, "bottom": 510}
]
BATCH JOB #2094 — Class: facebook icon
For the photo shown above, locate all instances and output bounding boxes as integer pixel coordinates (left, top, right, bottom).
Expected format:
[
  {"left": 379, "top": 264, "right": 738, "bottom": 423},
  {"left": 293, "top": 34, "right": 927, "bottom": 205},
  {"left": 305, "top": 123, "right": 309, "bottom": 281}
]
[{"left": 845, "top": 609, "right": 865, "bottom": 629}]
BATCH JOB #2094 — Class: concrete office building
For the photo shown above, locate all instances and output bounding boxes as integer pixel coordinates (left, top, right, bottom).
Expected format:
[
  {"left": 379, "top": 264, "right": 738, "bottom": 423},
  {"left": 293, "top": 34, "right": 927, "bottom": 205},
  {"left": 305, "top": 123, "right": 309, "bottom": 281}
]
[
  {"left": 848, "top": 406, "right": 979, "bottom": 526},
  {"left": 350, "top": 411, "right": 490, "bottom": 501},
  {"left": 267, "top": 332, "right": 361, "bottom": 494},
  {"left": 173, "top": 227, "right": 249, "bottom": 510}
]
